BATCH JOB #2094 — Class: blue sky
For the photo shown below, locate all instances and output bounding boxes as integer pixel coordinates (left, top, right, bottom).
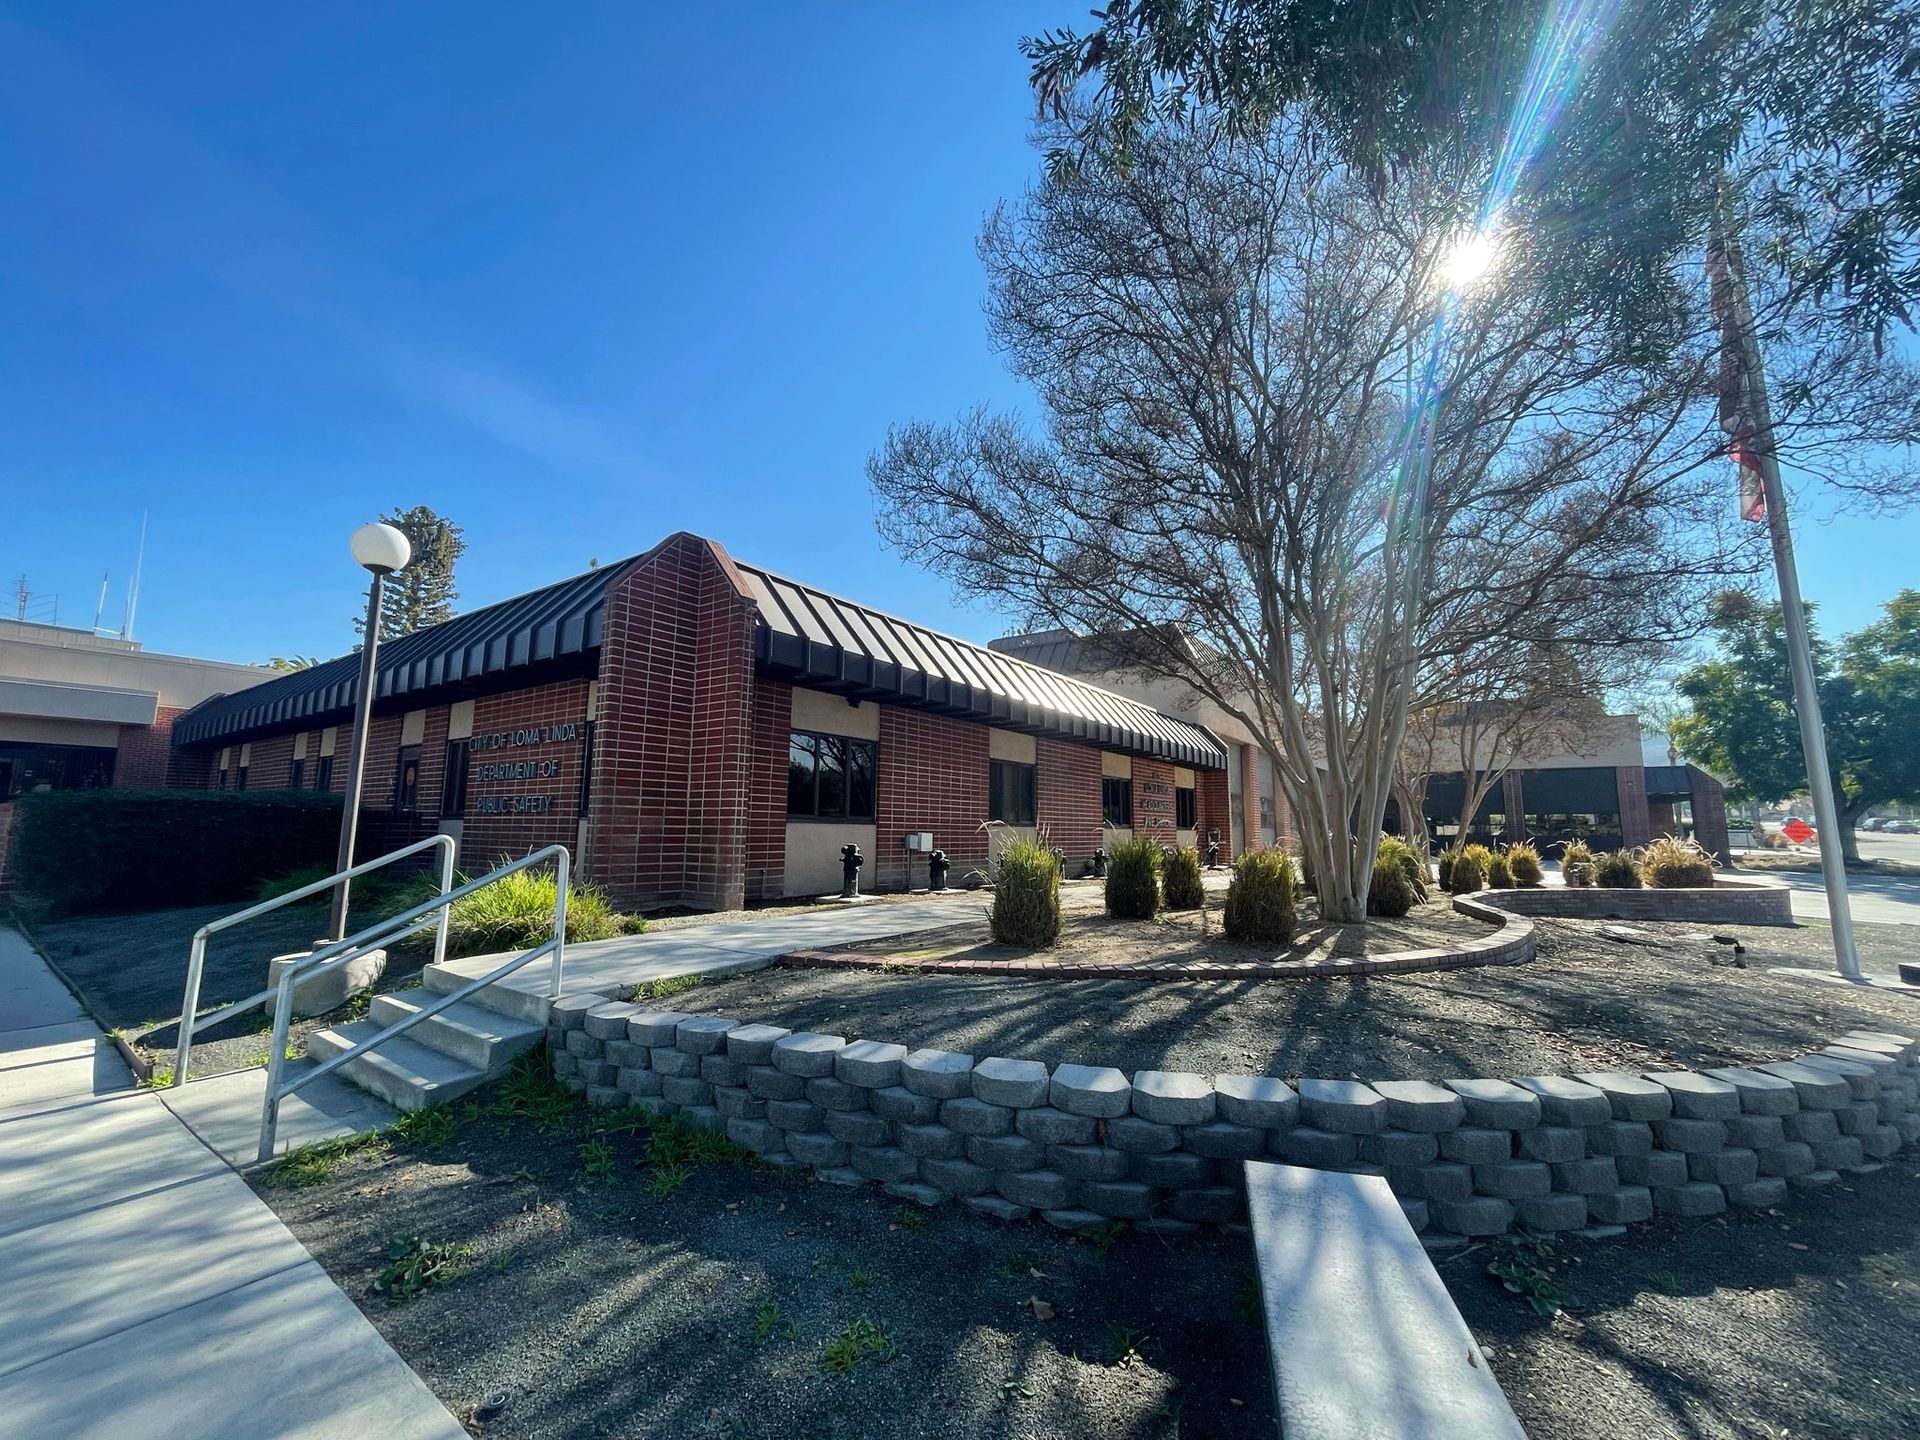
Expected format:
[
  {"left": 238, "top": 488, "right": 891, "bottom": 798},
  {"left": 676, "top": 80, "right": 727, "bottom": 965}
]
[{"left": 2, "top": 2, "right": 1912, "bottom": 666}]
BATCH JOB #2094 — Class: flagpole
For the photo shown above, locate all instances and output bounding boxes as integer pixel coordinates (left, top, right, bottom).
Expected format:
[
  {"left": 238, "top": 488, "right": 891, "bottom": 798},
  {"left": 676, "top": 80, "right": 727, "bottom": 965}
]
[{"left": 1714, "top": 184, "right": 1862, "bottom": 981}]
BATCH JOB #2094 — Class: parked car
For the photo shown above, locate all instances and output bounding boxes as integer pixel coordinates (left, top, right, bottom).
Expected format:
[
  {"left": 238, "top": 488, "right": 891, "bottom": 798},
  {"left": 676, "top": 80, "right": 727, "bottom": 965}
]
[
  {"left": 1862, "top": 817, "right": 1885, "bottom": 832},
  {"left": 1885, "top": 820, "right": 1917, "bottom": 835}
]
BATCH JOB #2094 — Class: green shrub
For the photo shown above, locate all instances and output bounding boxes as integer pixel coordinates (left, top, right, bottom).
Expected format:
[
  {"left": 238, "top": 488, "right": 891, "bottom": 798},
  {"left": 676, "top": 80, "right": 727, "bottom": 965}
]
[
  {"left": 1560, "top": 841, "right": 1596, "bottom": 887},
  {"left": 1104, "top": 836, "right": 1162, "bottom": 919},
  {"left": 1448, "top": 843, "right": 1491, "bottom": 894},
  {"left": 1641, "top": 836, "right": 1715, "bottom": 888},
  {"left": 8, "top": 789, "right": 344, "bottom": 914},
  {"left": 1376, "top": 835, "right": 1429, "bottom": 903},
  {"left": 1484, "top": 849, "right": 1514, "bottom": 889},
  {"left": 990, "top": 838, "right": 1062, "bottom": 948},
  {"left": 443, "top": 867, "right": 634, "bottom": 957},
  {"left": 255, "top": 862, "right": 337, "bottom": 907},
  {"left": 1161, "top": 846, "right": 1205, "bottom": 909},
  {"left": 1367, "top": 845, "right": 1420, "bottom": 918},
  {"left": 1593, "top": 850, "right": 1644, "bottom": 889},
  {"left": 1506, "top": 842, "right": 1544, "bottom": 887},
  {"left": 1435, "top": 847, "right": 1458, "bottom": 891},
  {"left": 1223, "top": 849, "right": 1298, "bottom": 945}
]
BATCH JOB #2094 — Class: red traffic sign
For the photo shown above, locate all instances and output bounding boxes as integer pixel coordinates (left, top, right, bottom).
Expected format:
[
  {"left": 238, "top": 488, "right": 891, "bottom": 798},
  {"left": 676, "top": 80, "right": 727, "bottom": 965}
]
[{"left": 1783, "top": 818, "right": 1814, "bottom": 843}]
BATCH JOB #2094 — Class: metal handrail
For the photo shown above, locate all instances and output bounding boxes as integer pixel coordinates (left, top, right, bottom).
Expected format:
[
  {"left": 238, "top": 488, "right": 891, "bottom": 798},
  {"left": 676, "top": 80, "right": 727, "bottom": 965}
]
[
  {"left": 172, "top": 833, "right": 457, "bottom": 1085},
  {"left": 256, "top": 844, "right": 570, "bottom": 1163}
]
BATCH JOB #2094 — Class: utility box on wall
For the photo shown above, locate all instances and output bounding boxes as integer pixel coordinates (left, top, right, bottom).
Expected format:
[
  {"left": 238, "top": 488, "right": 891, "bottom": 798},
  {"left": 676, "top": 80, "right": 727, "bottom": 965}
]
[{"left": 903, "top": 831, "right": 935, "bottom": 852}]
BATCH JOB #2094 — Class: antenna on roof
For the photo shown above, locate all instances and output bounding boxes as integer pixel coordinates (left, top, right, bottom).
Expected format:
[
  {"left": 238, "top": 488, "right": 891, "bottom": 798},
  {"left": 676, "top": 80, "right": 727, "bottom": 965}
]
[
  {"left": 93, "top": 573, "right": 110, "bottom": 634},
  {"left": 121, "top": 512, "right": 148, "bottom": 641}
]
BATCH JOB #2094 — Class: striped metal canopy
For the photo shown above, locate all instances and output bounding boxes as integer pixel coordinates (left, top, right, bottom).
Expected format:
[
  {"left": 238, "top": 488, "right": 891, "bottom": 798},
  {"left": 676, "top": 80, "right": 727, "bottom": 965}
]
[{"left": 737, "top": 564, "right": 1226, "bottom": 769}]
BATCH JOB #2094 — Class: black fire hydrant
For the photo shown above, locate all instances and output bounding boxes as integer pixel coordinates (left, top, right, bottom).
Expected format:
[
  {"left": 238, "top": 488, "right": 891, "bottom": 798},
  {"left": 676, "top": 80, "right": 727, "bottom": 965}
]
[
  {"left": 928, "top": 849, "right": 950, "bottom": 891},
  {"left": 1205, "top": 835, "right": 1222, "bottom": 869},
  {"left": 1091, "top": 847, "right": 1109, "bottom": 879},
  {"left": 840, "top": 843, "right": 864, "bottom": 899}
]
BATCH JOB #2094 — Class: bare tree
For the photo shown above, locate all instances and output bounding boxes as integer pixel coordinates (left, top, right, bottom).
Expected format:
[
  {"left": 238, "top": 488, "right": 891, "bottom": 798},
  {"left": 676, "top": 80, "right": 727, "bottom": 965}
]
[{"left": 870, "top": 117, "right": 1910, "bottom": 921}]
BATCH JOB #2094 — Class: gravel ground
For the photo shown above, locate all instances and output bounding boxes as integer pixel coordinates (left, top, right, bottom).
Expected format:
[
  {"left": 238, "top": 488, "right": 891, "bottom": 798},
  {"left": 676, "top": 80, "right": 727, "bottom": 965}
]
[
  {"left": 255, "top": 1061, "right": 1920, "bottom": 1440},
  {"left": 686, "top": 917, "right": 1920, "bottom": 1080},
  {"left": 26, "top": 899, "right": 434, "bottom": 1077},
  {"left": 1453, "top": 1160, "right": 1920, "bottom": 1439},
  {"left": 256, "top": 1079, "right": 1273, "bottom": 1440}
]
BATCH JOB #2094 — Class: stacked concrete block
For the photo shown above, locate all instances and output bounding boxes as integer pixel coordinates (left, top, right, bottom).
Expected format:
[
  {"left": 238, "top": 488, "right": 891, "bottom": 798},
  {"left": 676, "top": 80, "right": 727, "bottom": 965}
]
[{"left": 545, "top": 1008, "right": 1916, "bottom": 1242}]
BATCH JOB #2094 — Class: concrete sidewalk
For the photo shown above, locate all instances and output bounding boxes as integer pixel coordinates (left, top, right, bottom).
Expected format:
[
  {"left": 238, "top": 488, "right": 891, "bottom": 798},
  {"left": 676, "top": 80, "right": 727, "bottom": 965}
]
[{"left": 0, "top": 926, "right": 464, "bottom": 1439}]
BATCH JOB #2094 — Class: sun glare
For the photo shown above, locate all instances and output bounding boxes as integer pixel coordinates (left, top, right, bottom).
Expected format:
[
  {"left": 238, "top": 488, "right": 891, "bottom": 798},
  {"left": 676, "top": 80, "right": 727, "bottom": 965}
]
[{"left": 1439, "top": 227, "right": 1502, "bottom": 294}]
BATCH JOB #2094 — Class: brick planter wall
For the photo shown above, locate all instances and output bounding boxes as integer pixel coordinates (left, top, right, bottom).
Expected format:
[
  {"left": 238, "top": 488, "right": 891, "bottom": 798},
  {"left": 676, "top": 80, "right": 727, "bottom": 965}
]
[
  {"left": 1475, "top": 879, "right": 1793, "bottom": 926},
  {"left": 549, "top": 1000, "right": 1916, "bottom": 1240}
]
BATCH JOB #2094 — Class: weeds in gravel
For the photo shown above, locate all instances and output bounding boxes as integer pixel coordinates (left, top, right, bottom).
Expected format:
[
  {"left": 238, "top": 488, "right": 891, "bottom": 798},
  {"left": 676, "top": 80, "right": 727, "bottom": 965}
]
[
  {"left": 847, "top": 1266, "right": 875, "bottom": 1292},
  {"left": 1108, "top": 1325, "right": 1148, "bottom": 1368},
  {"left": 994, "top": 1248, "right": 1043, "bottom": 1281},
  {"left": 998, "top": 1379, "right": 1037, "bottom": 1403},
  {"left": 389, "top": 1106, "right": 459, "bottom": 1152},
  {"left": 820, "top": 1317, "right": 896, "bottom": 1375},
  {"left": 257, "top": 1131, "right": 387, "bottom": 1189},
  {"left": 491, "top": 1251, "right": 517, "bottom": 1275},
  {"left": 1647, "top": 1268, "right": 1684, "bottom": 1295},
  {"left": 891, "top": 1205, "right": 932, "bottom": 1233},
  {"left": 1080, "top": 1221, "right": 1128, "bottom": 1258},
  {"left": 1488, "top": 1233, "right": 1570, "bottom": 1316},
  {"left": 137, "top": 1067, "right": 175, "bottom": 1088},
  {"left": 645, "top": 1162, "right": 691, "bottom": 1199},
  {"left": 370, "top": 1235, "right": 473, "bottom": 1305},
  {"left": 578, "top": 1136, "right": 615, "bottom": 1181},
  {"left": 637, "top": 974, "right": 703, "bottom": 1001},
  {"left": 480, "top": 1054, "right": 580, "bottom": 1135},
  {"left": 749, "top": 1299, "right": 783, "bottom": 1346}
]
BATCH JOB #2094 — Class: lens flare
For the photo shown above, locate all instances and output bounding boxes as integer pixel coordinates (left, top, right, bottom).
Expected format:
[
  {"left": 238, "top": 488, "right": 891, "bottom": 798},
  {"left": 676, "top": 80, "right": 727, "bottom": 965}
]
[{"left": 1440, "top": 227, "right": 1503, "bottom": 294}]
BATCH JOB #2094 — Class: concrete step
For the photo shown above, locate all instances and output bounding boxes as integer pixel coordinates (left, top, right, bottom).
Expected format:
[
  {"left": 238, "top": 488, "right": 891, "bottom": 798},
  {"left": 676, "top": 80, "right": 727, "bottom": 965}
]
[
  {"left": 1245, "top": 1160, "right": 1527, "bottom": 1439},
  {"left": 305, "top": 1022, "right": 487, "bottom": 1112},
  {"left": 366, "top": 994, "right": 545, "bottom": 1073},
  {"left": 163, "top": 1060, "right": 400, "bottom": 1167},
  {"left": 419, "top": 961, "right": 553, "bottom": 1026}
]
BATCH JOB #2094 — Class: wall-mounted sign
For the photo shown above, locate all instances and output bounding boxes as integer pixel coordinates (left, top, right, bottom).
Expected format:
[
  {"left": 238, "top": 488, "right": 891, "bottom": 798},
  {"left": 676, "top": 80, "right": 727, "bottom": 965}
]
[
  {"left": 472, "top": 723, "right": 580, "bottom": 751},
  {"left": 474, "top": 758, "right": 563, "bottom": 782},
  {"left": 474, "top": 794, "right": 557, "bottom": 815}
]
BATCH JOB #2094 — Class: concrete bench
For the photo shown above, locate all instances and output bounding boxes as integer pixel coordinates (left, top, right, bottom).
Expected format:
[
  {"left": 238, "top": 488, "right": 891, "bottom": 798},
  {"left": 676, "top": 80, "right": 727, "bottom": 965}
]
[{"left": 1245, "top": 1160, "right": 1528, "bottom": 1439}]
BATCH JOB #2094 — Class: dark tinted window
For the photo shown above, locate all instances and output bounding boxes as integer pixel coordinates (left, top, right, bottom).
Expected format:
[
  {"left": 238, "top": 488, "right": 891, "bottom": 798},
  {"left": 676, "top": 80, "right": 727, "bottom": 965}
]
[
  {"left": 394, "top": 745, "right": 422, "bottom": 811},
  {"left": 788, "top": 731, "right": 877, "bottom": 820},
  {"left": 288, "top": 758, "right": 305, "bottom": 790},
  {"left": 442, "top": 739, "right": 469, "bottom": 817},
  {"left": 315, "top": 755, "right": 334, "bottom": 792},
  {"left": 990, "top": 760, "right": 1037, "bottom": 826},
  {"left": 1176, "top": 786, "right": 1196, "bottom": 829},
  {"left": 1102, "top": 777, "right": 1132, "bottom": 828}
]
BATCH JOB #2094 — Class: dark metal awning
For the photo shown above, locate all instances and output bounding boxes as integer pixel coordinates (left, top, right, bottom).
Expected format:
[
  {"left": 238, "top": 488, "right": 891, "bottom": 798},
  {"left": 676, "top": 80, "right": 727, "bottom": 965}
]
[
  {"left": 173, "top": 559, "right": 634, "bottom": 746},
  {"left": 736, "top": 564, "right": 1227, "bottom": 769}
]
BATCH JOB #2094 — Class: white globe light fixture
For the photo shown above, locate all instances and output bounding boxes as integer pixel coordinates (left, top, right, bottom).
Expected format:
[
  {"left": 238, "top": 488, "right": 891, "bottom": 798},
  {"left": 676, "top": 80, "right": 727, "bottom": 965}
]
[
  {"left": 350, "top": 521, "right": 412, "bottom": 575},
  {"left": 328, "top": 521, "right": 414, "bottom": 938}
]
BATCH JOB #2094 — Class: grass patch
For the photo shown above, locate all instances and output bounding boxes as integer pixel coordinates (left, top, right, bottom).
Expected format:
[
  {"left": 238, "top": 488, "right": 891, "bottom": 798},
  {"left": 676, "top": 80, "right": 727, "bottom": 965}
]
[
  {"left": 578, "top": 1135, "right": 615, "bottom": 1181},
  {"left": 1079, "top": 1220, "right": 1128, "bottom": 1258},
  {"left": 820, "top": 1316, "right": 896, "bottom": 1376},
  {"left": 389, "top": 1105, "right": 459, "bottom": 1152},
  {"left": 749, "top": 1298, "right": 784, "bottom": 1346},
  {"left": 257, "top": 1131, "right": 388, "bottom": 1189},
  {"left": 636, "top": 973, "right": 703, "bottom": 1001},
  {"left": 475, "top": 1053, "right": 580, "bottom": 1135}
]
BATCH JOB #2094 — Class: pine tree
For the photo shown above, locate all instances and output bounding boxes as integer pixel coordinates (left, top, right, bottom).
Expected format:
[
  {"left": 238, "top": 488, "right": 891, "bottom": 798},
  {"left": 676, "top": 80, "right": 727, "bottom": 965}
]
[{"left": 355, "top": 505, "right": 465, "bottom": 641}]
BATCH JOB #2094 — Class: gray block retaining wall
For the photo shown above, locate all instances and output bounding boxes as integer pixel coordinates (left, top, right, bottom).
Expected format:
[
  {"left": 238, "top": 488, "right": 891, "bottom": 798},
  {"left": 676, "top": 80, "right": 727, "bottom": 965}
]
[
  {"left": 547, "top": 996, "right": 1917, "bottom": 1239},
  {"left": 1473, "top": 878, "right": 1793, "bottom": 926}
]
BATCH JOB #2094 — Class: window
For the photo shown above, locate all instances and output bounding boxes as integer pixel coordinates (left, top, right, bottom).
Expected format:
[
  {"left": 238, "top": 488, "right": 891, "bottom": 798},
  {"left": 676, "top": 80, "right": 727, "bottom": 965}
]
[
  {"left": 315, "top": 755, "right": 334, "bottom": 792},
  {"left": 787, "top": 731, "right": 877, "bottom": 820},
  {"left": 288, "top": 758, "right": 304, "bottom": 790},
  {"left": 1102, "top": 776, "right": 1133, "bottom": 828},
  {"left": 576, "top": 721, "right": 596, "bottom": 816},
  {"left": 1176, "top": 786, "right": 1197, "bottom": 830},
  {"left": 441, "top": 740, "right": 469, "bottom": 817},
  {"left": 393, "top": 745, "right": 422, "bottom": 811},
  {"left": 235, "top": 764, "right": 248, "bottom": 792},
  {"left": 990, "top": 759, "right": 1037, "bottom": 826}
]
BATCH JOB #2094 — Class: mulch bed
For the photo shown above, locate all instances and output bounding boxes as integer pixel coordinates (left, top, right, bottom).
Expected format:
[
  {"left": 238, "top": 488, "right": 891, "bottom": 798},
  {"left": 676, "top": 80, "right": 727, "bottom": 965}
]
[{"left": 681, "top": 916, "right": 1920, "bottom": 1082}]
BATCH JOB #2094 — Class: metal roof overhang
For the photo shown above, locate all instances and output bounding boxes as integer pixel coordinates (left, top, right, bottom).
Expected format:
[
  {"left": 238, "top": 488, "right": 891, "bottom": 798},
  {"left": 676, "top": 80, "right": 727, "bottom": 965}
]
[{"left": 740, "top": 566, "right": 1226, "bottom": 769}]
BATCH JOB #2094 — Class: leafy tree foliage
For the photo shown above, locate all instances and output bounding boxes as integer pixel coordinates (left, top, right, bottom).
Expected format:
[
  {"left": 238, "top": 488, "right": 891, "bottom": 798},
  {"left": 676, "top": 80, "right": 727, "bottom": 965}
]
[
  {"left": 1025, "top": 0, "right": 1920, "bottom": 346},
  {"left": 1672, "top": 590, "right": 1920, "bottom": 858},
  {"left": 354, "top": 504, "right": 466, "bottom": 642}
]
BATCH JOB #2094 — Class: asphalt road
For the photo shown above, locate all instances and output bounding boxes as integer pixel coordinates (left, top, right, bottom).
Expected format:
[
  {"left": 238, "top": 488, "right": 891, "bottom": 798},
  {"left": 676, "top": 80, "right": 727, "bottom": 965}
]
[{"left": 1743, "top": 831, "right": 1920, "bottom": 929}]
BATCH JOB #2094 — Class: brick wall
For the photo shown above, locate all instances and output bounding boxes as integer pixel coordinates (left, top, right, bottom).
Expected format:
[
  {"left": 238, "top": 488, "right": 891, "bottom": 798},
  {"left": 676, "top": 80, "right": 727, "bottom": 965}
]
[
  {"left": 873, "top": 707, "right": 991, "bottom": 890},
  {"left": 745, "top": 678, "right": 793, "bottom": 902},
  {"left": 458, "top": 685, "right": 586, "bottom": 869},
  {"left": 1196, "top": 765, "right": 1232, "bottom": 863},
  {"left": 1482, "top": 879, "right": 1792, "bottom": 925},
  {"left": 588, "top": 534, "right": 757, "bottom": 911},
  {"left": 1239, "top": 745, "right": 1263, "bottom": 850},
  {"left": 1690, "top": 768, "right": 1731, "bottom": 865},
  {"left": 1617, "top": 766, "right": 1652, "bottom": 848},
  {"left": 1035, "top": 737, "right": 1102, "bottom": 872},
  {"left": 1131, "top": 756, "right": 1178, "bottom": 845},
  {"left": 113, "top": 705, "right": 188, "bottom": 789}
]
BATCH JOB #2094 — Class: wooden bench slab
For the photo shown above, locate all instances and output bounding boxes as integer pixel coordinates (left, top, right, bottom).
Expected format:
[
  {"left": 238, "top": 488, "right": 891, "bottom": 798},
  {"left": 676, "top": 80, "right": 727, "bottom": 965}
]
[{"left": 1246, "top": 1160, "right": 1528, "bottom": 1439}]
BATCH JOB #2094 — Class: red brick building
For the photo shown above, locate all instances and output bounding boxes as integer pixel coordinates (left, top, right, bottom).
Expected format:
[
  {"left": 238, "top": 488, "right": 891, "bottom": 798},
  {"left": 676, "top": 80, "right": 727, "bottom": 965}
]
[{"left": 169, "top": 534, "right": 1231, "bottom": 911}]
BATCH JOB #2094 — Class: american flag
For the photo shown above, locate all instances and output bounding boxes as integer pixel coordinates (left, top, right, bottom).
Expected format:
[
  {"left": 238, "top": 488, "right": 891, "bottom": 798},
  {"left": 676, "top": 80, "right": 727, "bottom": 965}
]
[{"left": 1706, "top": 214, "right": 1769, "bottom": 523}]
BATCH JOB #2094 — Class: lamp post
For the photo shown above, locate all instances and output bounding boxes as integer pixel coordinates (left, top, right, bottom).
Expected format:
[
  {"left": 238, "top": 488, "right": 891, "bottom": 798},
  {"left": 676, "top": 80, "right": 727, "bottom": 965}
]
[{"left": 327, "top": 522, "right": 412, "bottom": 940}]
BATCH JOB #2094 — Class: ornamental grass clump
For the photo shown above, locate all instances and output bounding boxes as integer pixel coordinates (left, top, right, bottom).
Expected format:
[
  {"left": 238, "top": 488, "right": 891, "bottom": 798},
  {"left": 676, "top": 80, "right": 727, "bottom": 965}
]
[
  {"left": 444, "top": 868, "right": 634, "bottom": 957},
  {"left": 1161, "top": 845, "right": 1206, "bottom": 909},
  {"left": 1484, "top": 849, "right": 1514, "bottom": 889},
  {"left": 1593, "top": 849, "right": 1645, "bottom": 888},
  {"left": 1447, "top": 843, "right": 1491, "bottom": 895},
  {"left": 1642, "top": 835, "right": 1716, "bottom": 888},
  {"left": 1223, "top": 849, "right": 1298, "bottom": 945},
  {"left": 1561, "top": 841, "right": 1596, "bottom": 887},
  {"left": 1104, "top": 835, "right": 1162, "bottom": 919},
  {"left": 989, "top": 837, "right": 1063, "bottom": 948},
  {"left": 1505, "top": 841, "right": 1544, "bottom": 887},
  {"left": 1435, "top": 846, "right": 1458, "bottom": 891},
  {"left": 1367, "top": 835, "right": 1427, "bottom": 918}
]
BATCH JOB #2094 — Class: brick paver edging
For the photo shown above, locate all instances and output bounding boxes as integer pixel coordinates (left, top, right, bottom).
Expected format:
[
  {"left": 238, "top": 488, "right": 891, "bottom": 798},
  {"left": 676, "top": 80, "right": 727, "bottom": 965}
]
[
  {"left": 776, "top": 894, "right": 1535, "bottom": 980},
  {"left": 548, "top": 995, "right": 1918, "bottom": 1242}
]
